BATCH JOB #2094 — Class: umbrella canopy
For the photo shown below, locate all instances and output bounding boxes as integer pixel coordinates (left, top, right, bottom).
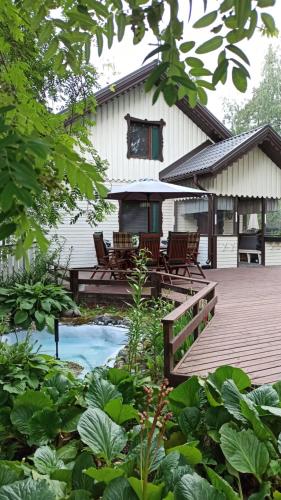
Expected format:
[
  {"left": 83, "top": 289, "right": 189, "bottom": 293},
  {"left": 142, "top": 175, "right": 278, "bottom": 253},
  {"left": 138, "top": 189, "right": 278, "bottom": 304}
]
[{"left": 107, "top": 178, "right": 209, "bottom": 201}]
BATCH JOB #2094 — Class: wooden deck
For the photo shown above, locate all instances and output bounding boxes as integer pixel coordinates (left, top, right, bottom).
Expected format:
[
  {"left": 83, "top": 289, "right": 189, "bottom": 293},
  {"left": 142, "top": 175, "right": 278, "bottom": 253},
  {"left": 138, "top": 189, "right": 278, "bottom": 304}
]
[{"left": 173, "top": 266, "right": 281, "bottom": 385}]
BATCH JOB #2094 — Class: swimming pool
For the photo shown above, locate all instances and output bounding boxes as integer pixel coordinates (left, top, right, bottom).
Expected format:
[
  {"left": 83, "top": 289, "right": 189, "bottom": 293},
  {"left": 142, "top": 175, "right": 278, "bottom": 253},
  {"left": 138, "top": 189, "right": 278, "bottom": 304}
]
[{"left": 1, "top": 323, "right": 127, "bottom": 374}]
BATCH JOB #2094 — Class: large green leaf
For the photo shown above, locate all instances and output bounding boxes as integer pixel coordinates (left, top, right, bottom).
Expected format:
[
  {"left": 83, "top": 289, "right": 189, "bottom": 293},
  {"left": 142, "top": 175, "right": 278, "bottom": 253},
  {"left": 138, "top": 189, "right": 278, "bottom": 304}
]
[
  {"left": 0, "top": 465, "right": 22, "bottom": 487},
  {"left": 166, "top": 443, "right": 202, "bottom": 466},
  {"left": 247, "top": 385, "right": 279, "bottom": 407},
  {"left": 72, "top": 452, "right": 95, "bottom": 492},
  {"left": 174, "top": 472, "right": 226, "bottom": 500},
  {"left": 103, "top": 477, "right": 138, "bottom": 500},
  {"left": 206, "top": 467, "right": 239, "bottom": 500},
  {"left": 29, "top": 408, "right": 61, "bottom": 445},
  {"left": 0, "top": 478, "right": 55, "bottom": 500},
  {"left": 240, "top": 398, "right": 274, "bottom": 442},
  {"left": 221, "top": 380, "right": 246, "bottom": 422},
  {"left": 85, "top": 375, "right": 121, "bottom": 410},
  {"left": 178, "top": 407, "right": 201, "bottom": 437},
  {"left": 84, "top": 466, "right": 124, "bottom": 484},
  {"left": 104, "top": 398, "right": 138, "bottom": 425},
  {"left": 158, "top": 452, "right": 193, "bottom": 491},
  {"left": 10, "top": 391, "right": 53, "bottom": 434},
  {"left": 208, "top": 366, "right": 251, "bottom": 392},
  {"left": 169, "top": 377, "right": 200, "bottom": 411},
  {"left": 33, "top": 446, "right": 64, "bottom": 475},
  {"left": 220, "top": 423, "right": 269, "bottom": 480},
  {"left": 56, "top": 441, "right": 79, "bottom": 462},
  {"left": 77, "top": 408, "right": 127, "bottom": 464},
  {"left": 60, "top": 407, "right": 83, "bottom": 432},
  {"left": 128, "top": 477, "right": 164, "bottom": 500}
]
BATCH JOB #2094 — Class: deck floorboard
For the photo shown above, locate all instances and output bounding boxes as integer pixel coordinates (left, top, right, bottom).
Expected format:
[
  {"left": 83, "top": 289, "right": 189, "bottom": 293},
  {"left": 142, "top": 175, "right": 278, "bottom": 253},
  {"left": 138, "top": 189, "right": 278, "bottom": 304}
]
[{"left": 172, "top": 266, "right": 281, "bottom": 385}]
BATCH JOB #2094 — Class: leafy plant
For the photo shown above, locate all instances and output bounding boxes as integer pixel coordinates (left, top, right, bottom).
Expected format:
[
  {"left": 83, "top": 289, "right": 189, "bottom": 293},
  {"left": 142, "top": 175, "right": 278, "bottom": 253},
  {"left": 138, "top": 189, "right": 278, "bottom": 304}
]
[
  {"left": 127, "top": 251, "right": 149, "bottom": 373},
  {"left": 0, "top": 282, "right": 75, "bottom": 332},
  {"left": 2, "top": 360, "right": 281, "bottom": 498}
]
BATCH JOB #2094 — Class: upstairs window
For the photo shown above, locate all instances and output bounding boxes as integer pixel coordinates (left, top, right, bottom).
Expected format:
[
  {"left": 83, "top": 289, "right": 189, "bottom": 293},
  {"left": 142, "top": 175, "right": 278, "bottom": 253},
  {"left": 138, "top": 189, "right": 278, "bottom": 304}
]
[{"left": 125, "top": 114, "right": 165, "bottom": 161}]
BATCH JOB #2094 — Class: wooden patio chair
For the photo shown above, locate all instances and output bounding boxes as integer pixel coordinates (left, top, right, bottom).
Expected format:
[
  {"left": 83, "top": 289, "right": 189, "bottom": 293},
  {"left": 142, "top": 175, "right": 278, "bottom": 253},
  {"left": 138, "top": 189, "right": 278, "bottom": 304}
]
[
  {"left": 138, "top": 233, "right": 161, "bottom": 268},
  {"left": 92, "top": 232, "right": 126, "bottom": 279},
  {"left": 163, "top": 232, "right": 190, "bottom": 276},
  {"left": 186, "top": 232, "right": 206, "bottom": 279}
]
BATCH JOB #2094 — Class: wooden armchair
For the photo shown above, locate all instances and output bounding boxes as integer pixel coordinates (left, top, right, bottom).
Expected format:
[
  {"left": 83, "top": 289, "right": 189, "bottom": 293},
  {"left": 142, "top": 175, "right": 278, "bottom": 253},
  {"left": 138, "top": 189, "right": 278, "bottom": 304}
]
[
  {"left": 185, "top": 232, "right": 206, "bottom": 279},
  {"left": 139, "top": 233, "right": 161, "bottom": 268},
  {"left": 164, "top": 232, "right": 189, "bottom": 276},
  {"left": 92, "top": 232, "right": 126, "bottom": 279}
]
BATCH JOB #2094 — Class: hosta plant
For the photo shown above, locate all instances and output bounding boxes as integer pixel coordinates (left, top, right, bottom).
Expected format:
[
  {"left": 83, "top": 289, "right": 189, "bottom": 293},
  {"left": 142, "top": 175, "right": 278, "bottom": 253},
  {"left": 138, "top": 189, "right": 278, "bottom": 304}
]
[{"left": 0, "top": 282, "right": 75, "bottom": 332}]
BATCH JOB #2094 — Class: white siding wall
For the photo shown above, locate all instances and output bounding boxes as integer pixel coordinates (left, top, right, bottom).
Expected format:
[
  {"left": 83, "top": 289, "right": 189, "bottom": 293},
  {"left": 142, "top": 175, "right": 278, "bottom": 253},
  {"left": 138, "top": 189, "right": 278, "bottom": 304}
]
[
  {"left": 265, "top": 241, "right": 281, "bottom": 266},
  {"left": 198, "top": 236, "right": 208, "bottom": 266},
  {"left": 91, "top": 85, "right": 208, "bottom": 182},
  {"left": 216, "top": 236, "right": 238, "bottom": 268},
  {"left": 200, "top": 146, "right": 281, "bottom": 198}
]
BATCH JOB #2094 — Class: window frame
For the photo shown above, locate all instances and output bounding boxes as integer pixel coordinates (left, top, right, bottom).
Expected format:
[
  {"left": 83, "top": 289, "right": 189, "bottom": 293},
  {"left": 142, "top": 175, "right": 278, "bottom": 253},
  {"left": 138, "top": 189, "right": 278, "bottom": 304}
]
[{"left": 125, "top": 114, "right": 165, "bottom": 162}]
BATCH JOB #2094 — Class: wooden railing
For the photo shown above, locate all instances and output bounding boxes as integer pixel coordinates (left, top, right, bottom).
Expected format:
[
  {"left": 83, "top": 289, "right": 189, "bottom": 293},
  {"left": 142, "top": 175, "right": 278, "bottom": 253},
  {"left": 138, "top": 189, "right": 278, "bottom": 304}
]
[{"left": 160, "top": 274, "right": 217, "bottom": 382}]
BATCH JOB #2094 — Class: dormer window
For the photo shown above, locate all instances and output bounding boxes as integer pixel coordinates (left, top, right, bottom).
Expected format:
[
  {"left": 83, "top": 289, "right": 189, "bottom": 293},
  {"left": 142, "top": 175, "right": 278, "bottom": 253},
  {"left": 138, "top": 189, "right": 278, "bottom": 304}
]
[{"left": 125, "top": 114, "right": 165, "bottom": 161}]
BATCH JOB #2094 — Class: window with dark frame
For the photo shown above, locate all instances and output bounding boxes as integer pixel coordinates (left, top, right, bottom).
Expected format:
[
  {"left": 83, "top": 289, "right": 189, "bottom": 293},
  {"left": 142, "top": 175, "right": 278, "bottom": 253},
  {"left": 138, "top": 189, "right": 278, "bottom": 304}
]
[{"left": 125, "top": 114, "right": 165, "bottom": 161}]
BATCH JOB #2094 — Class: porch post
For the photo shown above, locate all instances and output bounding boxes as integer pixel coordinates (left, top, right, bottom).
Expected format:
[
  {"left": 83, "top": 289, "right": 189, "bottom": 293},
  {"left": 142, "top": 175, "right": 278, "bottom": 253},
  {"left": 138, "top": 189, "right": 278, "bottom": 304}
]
[
  {"left": 208, "top": 195, "right": 216, "bottom": 268},
  {"left": 261, "top": 198, "right": 266, "bottom": 266}
]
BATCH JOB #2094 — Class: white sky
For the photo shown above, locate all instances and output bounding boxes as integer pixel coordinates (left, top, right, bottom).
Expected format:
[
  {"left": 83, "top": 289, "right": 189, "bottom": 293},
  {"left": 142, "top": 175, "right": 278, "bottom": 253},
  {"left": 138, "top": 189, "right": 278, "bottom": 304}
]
[{"left": 93, "top": 0, "right": 281, "bottom": 121}]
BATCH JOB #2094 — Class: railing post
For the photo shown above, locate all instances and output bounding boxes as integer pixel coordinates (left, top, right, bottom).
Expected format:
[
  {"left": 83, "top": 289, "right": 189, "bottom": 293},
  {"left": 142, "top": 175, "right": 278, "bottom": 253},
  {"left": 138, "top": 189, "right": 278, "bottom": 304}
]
[
  {"left": 150, "top": 272, "right": 161, "bottom": 299},
  {"left": 163, "top": 319, "right": 174, "bottom": 380},
  {"left": 206, "top": 288, "right": 216, "bottom": 317},
  {"left": 192, "top": 303, "right": 199, "bottom": 339},
  {"left": 69, "top": 269, "right": 79, "bottom": 302}
]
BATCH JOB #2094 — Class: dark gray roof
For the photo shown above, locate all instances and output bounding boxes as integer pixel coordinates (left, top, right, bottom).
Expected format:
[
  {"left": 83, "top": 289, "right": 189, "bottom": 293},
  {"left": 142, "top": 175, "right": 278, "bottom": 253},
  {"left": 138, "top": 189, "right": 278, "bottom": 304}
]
[{"left": 160, "top": 125, "right": 281, "bottom": 181}]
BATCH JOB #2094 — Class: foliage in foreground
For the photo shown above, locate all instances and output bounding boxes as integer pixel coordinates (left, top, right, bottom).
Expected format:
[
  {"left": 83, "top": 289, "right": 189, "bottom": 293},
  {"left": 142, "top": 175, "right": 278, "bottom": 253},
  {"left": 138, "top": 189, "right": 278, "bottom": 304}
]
[{"left": 1, "top": 340, "right": 281, "bottom": 499}]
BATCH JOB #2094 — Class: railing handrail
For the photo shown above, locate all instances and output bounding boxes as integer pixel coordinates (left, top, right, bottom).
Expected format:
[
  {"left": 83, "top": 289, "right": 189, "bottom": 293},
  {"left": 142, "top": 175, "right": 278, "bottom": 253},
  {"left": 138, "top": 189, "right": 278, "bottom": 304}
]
[{"left": 162, "top": 281, "right": 217, "bottom": 322}]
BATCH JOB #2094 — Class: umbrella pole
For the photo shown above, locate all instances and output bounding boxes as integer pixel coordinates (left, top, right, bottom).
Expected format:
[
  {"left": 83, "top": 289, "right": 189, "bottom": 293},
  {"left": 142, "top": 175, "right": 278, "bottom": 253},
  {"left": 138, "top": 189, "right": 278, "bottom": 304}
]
[{"left": 147, "top": 194, "right": 151, "bottom": 232}]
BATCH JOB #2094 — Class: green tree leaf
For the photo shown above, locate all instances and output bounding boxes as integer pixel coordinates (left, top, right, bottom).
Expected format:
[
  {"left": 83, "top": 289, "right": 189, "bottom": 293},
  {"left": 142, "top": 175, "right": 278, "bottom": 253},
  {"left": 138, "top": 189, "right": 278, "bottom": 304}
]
[
  {"left": 261, "top": 12, "right": 276, "bottom": 32},
  {"left": 208, "top": 366, "right": 251, "bottom": 392},
  {"left": 193, "top": 11, "right": 218, "bottom": 29},
  {"left": 220, "top": 423, "right": 270, "bottom": 480},
  {"left": 232, "top": 66, "right": 248, "bottom": 92},
  {"left": 196, "top": 36, "right": 223, "bottom": 54},
  {"left": 128, "top": 477, "right": 164, "bottom": 500},
  {"left": 247, "top": 385, "right": 279, "bottom": 407},
  {"left": 29, "top": 408, "right": 61, "bottom": 445},
  {"left": 10, "top": 391, "right": 53, "bottom": 434},
  {"left": 169, "top": 376, "right": 201, "bottom": 412},
  {"left": 77, "top": 408, "right": 127, "bottom": 464}
]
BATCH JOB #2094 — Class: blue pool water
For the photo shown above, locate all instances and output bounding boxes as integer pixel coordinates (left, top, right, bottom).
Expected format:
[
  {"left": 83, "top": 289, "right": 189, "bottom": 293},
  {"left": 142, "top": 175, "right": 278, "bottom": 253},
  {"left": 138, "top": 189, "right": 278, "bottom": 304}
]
[{"left": 1, "top": 323, "right": 127, "bottom": 374}]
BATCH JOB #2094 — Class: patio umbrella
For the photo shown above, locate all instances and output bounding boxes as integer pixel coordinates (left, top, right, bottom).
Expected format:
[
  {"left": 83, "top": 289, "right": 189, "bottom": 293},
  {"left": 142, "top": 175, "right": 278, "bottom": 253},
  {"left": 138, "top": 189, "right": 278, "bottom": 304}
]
[
  {"left": 107, "top": 178, "right": 208, "bottom": 201},
  {"left": 106, "top": 178, "right": 210, "bottom": 232}
]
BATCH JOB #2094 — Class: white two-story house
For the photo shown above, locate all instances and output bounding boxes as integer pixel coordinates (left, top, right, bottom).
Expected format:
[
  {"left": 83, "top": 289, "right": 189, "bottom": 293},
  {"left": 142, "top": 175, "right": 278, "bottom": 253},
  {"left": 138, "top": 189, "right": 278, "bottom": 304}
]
[{"left": 56, "top": 61, "right": 281, "bottom": 269}]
